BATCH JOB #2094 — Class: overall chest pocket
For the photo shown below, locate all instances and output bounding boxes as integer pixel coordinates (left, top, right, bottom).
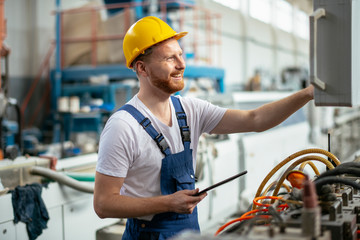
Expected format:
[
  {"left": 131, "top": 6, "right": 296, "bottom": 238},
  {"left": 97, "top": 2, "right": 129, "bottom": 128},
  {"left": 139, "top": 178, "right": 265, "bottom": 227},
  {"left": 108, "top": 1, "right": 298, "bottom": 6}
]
[{"left": 173, "top": 173, "right": 195, "bottom": 192}]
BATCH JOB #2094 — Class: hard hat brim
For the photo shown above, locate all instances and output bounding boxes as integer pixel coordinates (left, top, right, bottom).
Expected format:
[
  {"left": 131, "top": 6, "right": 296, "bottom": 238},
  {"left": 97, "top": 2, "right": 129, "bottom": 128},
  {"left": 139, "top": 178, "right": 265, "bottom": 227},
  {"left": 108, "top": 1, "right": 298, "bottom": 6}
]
[{"left": 174, "top": 31, "right": 188, "bottom": 40}]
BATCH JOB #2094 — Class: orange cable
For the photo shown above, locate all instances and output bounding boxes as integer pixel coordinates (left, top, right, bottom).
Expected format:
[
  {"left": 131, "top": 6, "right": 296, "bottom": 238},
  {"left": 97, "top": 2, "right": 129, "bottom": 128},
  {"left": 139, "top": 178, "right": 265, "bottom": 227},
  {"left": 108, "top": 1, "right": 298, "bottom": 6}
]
[
  {"left": 253, "top": 196, "right": 284, "bottom": 208},
  {"left": 214, "top": 215, "right": 269, "bottom": 236},
  {"left": 214, "top": 209, "right": 270, "bottom": 236}
]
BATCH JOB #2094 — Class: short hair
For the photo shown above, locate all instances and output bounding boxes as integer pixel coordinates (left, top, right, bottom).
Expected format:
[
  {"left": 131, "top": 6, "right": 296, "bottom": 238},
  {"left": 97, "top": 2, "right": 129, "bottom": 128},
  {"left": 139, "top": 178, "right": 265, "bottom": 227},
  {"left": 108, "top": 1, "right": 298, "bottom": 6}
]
[{"left": 131, "top": 46, "right": 154, "bottom": 73}]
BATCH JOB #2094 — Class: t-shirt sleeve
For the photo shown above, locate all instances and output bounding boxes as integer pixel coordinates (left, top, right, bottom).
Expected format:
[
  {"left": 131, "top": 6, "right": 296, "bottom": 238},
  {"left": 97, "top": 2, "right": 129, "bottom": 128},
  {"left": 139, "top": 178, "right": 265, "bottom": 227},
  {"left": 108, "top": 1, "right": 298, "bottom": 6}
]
[
  {"left": 180, "top": 96, "right": 227, "bottom": 135},
  {"left": 96, "top": 114, "right": 136, "bottom": 178}
]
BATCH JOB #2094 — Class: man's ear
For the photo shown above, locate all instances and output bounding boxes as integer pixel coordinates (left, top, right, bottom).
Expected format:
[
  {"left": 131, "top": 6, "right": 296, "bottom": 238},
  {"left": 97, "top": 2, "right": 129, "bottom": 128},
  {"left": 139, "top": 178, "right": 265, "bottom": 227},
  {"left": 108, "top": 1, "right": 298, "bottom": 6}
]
[{"left": 135, "top": 61, "right": 148, "bottom": 77}]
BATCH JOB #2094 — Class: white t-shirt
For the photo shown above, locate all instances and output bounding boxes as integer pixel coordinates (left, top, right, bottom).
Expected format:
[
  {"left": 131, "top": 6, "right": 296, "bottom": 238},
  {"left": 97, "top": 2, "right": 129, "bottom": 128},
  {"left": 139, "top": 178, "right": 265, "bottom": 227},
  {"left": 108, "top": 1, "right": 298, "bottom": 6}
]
[{"left": 96, "top": 95, "right": 226, "bottom": 217}]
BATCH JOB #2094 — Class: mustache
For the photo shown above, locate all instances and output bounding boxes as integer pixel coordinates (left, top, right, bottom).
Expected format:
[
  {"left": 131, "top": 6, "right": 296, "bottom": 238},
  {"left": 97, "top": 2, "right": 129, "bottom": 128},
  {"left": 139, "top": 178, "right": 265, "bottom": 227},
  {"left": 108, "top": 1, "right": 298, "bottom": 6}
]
[{"left": 171, "top": 71, "right": 184, "bottom": 75}]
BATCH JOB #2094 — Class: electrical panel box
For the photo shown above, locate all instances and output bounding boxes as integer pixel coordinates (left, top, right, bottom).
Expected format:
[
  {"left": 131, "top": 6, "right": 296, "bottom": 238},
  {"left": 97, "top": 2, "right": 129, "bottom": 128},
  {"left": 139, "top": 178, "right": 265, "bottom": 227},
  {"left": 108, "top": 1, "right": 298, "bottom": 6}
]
[{"left": 311, "top": 0, "right": 360, "bottom": 106}]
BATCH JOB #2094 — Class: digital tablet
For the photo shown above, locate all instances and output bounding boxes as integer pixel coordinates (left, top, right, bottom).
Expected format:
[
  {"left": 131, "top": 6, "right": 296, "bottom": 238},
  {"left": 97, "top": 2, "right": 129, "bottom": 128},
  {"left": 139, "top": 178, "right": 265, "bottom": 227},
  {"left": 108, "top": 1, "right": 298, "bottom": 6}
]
[{"left": 194, "top": 170, "right": 248, "bottom": 196}]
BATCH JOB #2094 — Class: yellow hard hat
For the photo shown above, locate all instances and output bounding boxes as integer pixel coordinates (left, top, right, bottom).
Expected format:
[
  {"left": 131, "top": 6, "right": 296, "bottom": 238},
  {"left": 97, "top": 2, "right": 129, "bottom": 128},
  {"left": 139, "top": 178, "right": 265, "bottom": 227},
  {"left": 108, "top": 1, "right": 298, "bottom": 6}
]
[{"left": 123, "top": 16, "right": 188, "bottom": 68}]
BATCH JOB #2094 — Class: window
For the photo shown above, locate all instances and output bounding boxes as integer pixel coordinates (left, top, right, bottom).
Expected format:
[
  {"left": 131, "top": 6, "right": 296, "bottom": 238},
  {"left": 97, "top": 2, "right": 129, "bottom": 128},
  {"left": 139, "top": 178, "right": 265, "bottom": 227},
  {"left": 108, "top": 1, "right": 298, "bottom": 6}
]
[
  {"left": 274, "top": 0, "right": 293, "bottom": 32},
  {"left": 213, "top": 0, "right": 240, "bottom": 10},
  {"left": 249, "top": 0, "right": 271, "bottom": 23},
  {"left": 294, "top": 9, "right": 309, "bottom": 39}
]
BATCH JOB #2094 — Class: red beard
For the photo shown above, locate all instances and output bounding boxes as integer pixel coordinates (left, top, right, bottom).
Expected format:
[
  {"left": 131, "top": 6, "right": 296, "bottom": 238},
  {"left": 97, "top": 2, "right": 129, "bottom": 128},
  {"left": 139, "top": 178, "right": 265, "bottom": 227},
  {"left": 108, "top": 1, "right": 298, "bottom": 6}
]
[{"left": 149, "top": 71, "right": 184, "bottom": 94}]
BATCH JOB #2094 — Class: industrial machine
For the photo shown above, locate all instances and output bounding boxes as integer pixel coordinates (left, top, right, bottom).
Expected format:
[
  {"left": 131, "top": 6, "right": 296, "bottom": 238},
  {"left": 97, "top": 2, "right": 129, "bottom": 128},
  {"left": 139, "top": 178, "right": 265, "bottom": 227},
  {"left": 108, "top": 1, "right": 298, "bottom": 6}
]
[
  {"left": 174, "top": 148, "right": 360, "bottom": 240},
  {"left": 172, "top": 0, "right": 360, "bottom": 239}
]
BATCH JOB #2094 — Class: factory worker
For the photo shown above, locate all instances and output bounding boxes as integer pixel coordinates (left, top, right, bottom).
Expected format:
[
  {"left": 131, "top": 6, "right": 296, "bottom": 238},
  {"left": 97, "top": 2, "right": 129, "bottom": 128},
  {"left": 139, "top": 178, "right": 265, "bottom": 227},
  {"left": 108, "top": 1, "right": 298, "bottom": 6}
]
[{"left": 93, "top": 16, "right": 314, "bottom": 240}]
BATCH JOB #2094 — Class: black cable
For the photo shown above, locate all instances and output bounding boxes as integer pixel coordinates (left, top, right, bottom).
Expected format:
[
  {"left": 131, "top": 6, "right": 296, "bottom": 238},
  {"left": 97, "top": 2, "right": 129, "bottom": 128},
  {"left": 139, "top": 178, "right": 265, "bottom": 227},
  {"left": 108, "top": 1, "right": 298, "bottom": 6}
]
[
  {"left": 336, "top": 162, "right": 360, "bottom": 169},
  {"left": 243, "top": 215, "right": 271, "bottom": 236},
  {"left": 315, "top": 176, "right": 360, "bottom": 194},
  {"left": 222, "top": 219, "right": 248, "bottom": 235},
  {"left": 316, "top": 167, "right": 360, "bottom": 180},
  {"left": 0, "top": 117, "right": 3, "bottom": 154},
  {"left": 221, "top": 215, "right": 271, "bottom": 236},
  {"left": 5, "top": 100, "right": 23, "bottom": 155},
  {"left": 12, "top": 102, "right": 22, "bottom": 154},
  {"left": 326, "top": 132, "right": 336, "bottom": 170}
]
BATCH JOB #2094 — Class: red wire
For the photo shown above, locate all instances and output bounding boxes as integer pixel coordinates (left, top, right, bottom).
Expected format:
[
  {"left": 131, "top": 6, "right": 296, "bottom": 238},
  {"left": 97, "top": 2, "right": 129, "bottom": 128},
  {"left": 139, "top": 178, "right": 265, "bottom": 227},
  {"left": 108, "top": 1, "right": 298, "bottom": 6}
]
[{"left": 215, "top": 196, "right": 287, "bottom": 236}]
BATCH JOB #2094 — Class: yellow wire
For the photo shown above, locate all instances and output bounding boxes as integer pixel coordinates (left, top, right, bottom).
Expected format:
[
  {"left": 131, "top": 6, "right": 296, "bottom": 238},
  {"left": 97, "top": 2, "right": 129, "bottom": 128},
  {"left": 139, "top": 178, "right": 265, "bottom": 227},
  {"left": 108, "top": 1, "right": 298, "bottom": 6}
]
[
  {"left": 299, "top": 161, "right": 320, "bottom": 175},
  {"left": 271, "top": 155, "right": 335, "bottom": 201},
  {"left": 261, "top": 180, "right": 291, "bottom": 197},
  {"left": 252, "top": 148, "right": 339, "bottom": 210}
]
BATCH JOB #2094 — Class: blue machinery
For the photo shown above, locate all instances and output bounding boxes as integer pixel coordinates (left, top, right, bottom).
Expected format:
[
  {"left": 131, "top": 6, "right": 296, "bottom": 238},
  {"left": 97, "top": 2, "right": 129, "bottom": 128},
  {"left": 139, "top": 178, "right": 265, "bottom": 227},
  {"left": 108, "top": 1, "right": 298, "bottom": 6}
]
[{"left": 51, "top": 0, "right": 225, "bottom": 145}]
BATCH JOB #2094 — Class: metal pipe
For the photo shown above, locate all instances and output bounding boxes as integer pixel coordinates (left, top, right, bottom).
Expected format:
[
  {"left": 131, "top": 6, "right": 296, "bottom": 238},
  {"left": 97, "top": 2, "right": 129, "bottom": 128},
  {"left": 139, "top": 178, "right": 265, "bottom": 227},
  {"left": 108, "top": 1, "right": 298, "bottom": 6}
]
[{"left": 30, "top": 166, "right": 94, "bottom": 194}]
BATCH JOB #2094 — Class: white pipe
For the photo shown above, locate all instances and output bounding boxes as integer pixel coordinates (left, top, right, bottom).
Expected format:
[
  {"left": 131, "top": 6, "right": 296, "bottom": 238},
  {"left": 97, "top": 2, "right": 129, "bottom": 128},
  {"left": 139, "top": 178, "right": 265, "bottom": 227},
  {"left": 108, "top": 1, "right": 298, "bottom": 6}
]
[{"left": 30, "top": 166, "right": 94, "bottom": 194}]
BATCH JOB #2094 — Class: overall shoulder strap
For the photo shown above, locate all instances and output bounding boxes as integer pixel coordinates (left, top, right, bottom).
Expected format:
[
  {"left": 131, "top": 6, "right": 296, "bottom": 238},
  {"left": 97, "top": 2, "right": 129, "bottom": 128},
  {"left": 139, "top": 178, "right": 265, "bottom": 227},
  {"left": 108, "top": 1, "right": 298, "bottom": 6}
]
[
  {"left": 171, "top": 96, "right": 191, "bottom": 147},
  {"left": 118, "top": 104, "right": 171, "bottom": 156}
]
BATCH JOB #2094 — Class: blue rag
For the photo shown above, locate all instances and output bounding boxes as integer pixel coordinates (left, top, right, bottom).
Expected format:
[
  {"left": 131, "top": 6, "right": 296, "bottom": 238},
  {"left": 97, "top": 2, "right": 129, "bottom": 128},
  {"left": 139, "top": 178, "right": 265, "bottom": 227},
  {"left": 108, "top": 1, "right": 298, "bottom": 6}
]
[{"left": 11, "top": 183, "right": 49, "bottom": 240}]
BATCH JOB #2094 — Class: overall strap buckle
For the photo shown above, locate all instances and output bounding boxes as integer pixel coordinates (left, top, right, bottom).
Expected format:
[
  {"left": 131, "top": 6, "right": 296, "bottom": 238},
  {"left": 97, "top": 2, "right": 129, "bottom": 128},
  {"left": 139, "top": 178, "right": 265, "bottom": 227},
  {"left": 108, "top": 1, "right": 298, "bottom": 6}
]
[
  {"left": 180, "top": 126, "right": 191, "bottom": 143},
  {"left": 140, "top": 118, "right": 151, "bottom": 129},
  {"left": 175, "top": 109, "right": 191, "bottom": 144},
  {"left": 155, "top": 134, "right": 170, "bottom": 154},
  {"left": 176, "top": 111, "right": 186, "bottom": 120}
]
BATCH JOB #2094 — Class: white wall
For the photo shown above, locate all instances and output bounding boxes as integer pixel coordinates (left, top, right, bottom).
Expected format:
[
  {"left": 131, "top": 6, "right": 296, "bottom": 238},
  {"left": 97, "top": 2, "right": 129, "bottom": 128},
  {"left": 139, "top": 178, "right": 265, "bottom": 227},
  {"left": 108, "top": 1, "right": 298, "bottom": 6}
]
[
  {"left": 5, "top": 0, "right": 37, "bottom": 77},
  {"left": 196, "top": 0, "right": 310, "bottom": 91}
]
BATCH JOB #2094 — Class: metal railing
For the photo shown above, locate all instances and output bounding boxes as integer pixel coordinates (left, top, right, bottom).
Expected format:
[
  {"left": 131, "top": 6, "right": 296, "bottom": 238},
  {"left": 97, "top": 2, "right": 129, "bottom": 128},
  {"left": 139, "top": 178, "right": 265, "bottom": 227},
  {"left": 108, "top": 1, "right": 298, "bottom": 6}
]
[{"left": 56, "top": 0, "right": 222, "bottom": 68}]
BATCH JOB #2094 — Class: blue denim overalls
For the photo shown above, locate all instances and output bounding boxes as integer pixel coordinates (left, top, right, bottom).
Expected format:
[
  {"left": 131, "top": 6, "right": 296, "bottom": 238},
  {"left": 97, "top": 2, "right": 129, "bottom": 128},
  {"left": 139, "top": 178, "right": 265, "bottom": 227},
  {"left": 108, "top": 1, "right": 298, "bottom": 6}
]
[{"left": 120, "top": 96, "right": 200, "bottom": 240}]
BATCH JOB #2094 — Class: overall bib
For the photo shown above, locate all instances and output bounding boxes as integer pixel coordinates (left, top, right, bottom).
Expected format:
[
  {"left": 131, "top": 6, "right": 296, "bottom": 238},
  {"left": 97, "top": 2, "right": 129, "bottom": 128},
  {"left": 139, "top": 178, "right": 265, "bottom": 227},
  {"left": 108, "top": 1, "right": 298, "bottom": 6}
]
[{"left": 120, "top": 96, "right": 200, "bottom": 240}]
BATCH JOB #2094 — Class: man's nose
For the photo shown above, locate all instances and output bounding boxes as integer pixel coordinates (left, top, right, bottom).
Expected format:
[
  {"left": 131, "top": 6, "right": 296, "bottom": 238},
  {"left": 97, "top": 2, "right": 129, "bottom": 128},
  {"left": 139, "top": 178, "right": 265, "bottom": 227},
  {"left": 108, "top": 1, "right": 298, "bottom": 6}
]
[{"left": 176, "top": 56, "right": 186, "bottom": 70}]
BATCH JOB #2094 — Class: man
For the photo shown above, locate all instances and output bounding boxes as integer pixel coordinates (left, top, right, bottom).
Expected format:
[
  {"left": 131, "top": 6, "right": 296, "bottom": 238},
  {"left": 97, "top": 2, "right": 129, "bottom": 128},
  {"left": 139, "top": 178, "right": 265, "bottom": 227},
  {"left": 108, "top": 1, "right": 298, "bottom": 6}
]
[{"left": 94, "top": 16, "right": 314, "bottom": 239}]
